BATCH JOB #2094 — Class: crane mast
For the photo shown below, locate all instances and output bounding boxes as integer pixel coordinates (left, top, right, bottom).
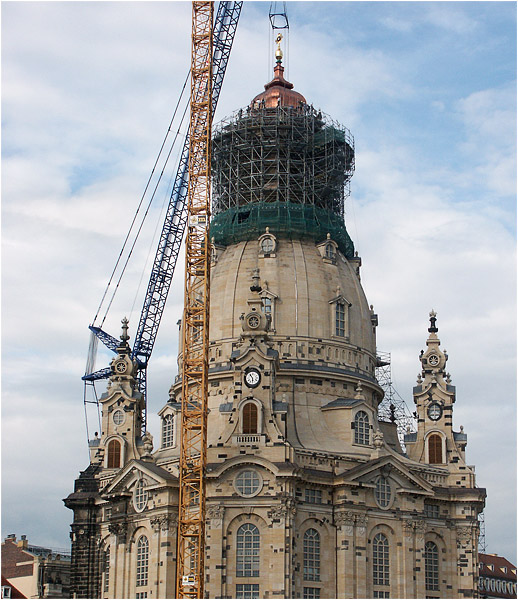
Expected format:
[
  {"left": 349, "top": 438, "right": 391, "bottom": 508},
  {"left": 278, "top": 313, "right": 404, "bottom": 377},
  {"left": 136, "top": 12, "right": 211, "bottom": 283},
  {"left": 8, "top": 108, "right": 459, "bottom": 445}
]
[{"left": 176, "top": 2, "right": 213, "bottom": 597}]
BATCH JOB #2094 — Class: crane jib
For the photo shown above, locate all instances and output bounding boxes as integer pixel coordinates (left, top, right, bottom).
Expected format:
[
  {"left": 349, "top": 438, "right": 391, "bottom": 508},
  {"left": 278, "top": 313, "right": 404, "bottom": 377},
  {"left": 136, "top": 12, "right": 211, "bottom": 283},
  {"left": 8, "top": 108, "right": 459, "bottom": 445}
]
[{"left": 84, "top": 2, "right": 243, "bottom": 434}]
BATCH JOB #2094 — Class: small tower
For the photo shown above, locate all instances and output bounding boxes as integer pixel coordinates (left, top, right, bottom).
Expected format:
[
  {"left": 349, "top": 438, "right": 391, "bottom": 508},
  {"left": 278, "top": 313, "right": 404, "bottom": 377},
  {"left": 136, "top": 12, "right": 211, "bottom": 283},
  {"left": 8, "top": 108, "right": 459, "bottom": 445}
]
[
  {"left": 405, "top": 311, "right": 471, "bottom": 482},
  {"left": 94, "top": 318, "right": 146, "bottom": 470}
]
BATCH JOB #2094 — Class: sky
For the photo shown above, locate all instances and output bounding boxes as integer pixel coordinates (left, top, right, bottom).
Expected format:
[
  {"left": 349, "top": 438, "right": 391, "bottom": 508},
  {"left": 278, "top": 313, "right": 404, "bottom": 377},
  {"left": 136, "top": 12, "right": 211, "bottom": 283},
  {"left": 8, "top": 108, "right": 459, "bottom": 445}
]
[{"left": 2, "top": 1, "right": 516, "bottom": 562}]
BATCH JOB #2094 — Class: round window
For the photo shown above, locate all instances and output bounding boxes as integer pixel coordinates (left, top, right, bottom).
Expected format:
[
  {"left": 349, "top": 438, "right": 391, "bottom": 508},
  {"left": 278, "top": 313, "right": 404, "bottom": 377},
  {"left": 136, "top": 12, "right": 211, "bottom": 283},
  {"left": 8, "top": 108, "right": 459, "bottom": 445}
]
[
  {"left": 113, "top": 410, "right": 125, "bottom": 426},
  {"left": 261, "top": 237, "right": 274, "bottom": 253},
  {"left": 374, "top": 476, "right": 392, "bottom": 508},
  {"left": 134, "top": 479, "right": 148, "bottom": 512},
  {"left": 234, "top": 469, "right": 262, "bottom": 497}
]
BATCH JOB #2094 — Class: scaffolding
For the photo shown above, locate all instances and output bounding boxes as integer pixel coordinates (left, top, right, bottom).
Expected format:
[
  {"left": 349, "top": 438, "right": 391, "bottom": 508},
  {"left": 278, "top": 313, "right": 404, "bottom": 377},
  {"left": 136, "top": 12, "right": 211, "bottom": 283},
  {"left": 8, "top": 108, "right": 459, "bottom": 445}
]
[
  {"left": 211, "top": 103, "right": 355, "bottom": 255},
  {"left": 376, "top": 351, "right": 417, "bottom": 451}
]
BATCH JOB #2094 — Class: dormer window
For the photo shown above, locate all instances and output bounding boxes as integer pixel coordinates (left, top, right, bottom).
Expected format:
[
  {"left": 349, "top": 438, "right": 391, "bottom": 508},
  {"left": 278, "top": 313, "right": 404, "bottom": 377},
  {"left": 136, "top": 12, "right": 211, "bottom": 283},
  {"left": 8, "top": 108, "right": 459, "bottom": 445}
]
[
  {"left": 162, "top": 414, "right": 175, "bottom": 448},
  {"left": 261, "top": 237, "right": 274, "bottom": 254},
  {"left": 336, "top": 302, "right": 345, "bottom": 337},
  {"left": 354, "top": 411, "right": 370, "bottom": 445},
  {"left": 329, "top": 295, "right": 351, "bottom": 339},
  {"left": 325, "top": 243, "right": 335, "bottom": 260},
  {"left": 258, "top": 229, "right": 277, "bottom": 257}
]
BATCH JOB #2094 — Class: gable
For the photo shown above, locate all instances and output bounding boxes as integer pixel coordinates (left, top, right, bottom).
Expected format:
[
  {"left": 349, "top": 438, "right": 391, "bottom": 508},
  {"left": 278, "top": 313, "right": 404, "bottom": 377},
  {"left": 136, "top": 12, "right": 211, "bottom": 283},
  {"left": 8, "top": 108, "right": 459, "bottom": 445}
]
[
  {"left": 101, "top": 459, "right": 176, "bottom": 498},
  {"left": 338, "top": 456, "right": 435, "bottom": 495}
]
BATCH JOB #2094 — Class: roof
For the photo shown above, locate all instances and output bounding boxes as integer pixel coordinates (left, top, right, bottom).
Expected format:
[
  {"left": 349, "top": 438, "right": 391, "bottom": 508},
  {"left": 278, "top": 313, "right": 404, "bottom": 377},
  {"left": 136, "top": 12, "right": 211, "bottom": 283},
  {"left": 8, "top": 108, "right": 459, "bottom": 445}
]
[
  {"left": 1, "top": 575, "right": 27, "bottom": 598},
  {"left": 479, "top": 553, "right": 517, "bottom": 581}
]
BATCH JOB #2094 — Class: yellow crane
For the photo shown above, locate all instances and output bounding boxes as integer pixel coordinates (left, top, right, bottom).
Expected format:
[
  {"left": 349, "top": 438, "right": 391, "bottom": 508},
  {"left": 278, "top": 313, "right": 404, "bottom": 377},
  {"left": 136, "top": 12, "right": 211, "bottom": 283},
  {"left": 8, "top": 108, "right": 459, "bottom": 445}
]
[{"left": 175, "top": 2, "right": 213, "bottom": 598}]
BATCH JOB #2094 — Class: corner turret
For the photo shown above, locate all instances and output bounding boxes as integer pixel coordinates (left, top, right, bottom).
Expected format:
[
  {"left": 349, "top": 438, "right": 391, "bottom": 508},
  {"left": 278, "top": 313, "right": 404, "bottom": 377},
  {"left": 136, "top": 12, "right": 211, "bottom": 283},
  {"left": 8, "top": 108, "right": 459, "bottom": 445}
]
[{"left": 404, "top": 312, "right": 473, "bottom": 484}]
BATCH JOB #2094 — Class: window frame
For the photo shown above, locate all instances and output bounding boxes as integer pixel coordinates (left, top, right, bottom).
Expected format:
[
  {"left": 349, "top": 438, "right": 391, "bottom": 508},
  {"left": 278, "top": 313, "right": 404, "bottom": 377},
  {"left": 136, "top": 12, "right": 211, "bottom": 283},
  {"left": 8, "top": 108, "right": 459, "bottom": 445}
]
[
  {"left": 107, "top": 439, "right": 121, "bottom": 469},
  {"left": 374, "top": 477, "right": 392, "bottom": 509},
  {"left": 136, "top": 535, "right": 149, "bottom": 588},
  {"left": 427, "top": 433, "right": 443, "bottom": 464},
  {"left": 372, "top": 532, "right": 390, "bottom": 588},
  {"left": 354, "top": 410, "right": 370, "bottom": 445},
  {"left": 234, "top": 469, "right": 262, "bottom": 498},
  {"left": 161, "top": 413, "right": 175, "bottom": 448},
  {"left": 424, "top": 541, "right": 439, "bottom": 591},
  {"left": 303, "top": 528, "right": 321, "bottom": 582},
  {"left": 236, "top": 523, "right": 260, "bottom": 577}
]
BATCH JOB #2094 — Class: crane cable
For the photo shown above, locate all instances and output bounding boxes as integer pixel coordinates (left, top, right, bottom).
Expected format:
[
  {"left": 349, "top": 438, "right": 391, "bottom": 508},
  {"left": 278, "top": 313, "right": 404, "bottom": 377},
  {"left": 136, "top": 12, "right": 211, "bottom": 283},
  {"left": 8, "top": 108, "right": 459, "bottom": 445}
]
[
  {"left": 99, "top": 98, "right": 190, "bottom": 329},
  {"left": 91, "top": 69, "right": 191, "bottom": 328}
]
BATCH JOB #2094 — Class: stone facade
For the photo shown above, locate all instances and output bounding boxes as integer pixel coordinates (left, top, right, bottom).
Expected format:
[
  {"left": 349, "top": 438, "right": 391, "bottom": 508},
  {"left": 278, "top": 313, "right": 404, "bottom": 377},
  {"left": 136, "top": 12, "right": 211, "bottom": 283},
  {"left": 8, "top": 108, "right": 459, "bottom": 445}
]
[{"left": 65, "top": 61, "right": 485, "bottom": 600}]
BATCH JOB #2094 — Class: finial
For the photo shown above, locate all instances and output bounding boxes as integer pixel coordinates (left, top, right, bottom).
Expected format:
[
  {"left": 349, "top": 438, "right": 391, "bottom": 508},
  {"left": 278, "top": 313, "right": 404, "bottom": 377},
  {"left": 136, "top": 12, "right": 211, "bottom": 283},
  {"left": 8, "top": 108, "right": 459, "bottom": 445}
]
[
  {"left": 265, "top": 226, "right": 270, "bottom": 234},
  {"left": 121, "top": 317, "right": 130, "bottom": 343},
  {"left": 428, "top": 309, "right": 438, "bottom": 333},
  {"left": 327, "top": 232, "right": 331, "bottom": 240},
  {"left": 275, "top": 33, "right": 283, "bottom": 64}
]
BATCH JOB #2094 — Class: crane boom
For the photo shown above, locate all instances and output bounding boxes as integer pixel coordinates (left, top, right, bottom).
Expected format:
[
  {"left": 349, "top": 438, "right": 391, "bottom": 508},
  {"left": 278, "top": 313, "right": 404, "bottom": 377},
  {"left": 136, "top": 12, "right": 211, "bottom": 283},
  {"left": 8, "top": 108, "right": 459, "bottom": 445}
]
[
  {"left": 83, "top": 1, "right": 242, "bottom": 435},
  {"left": 175, "top": 2, "right": 213, "bottom": 597}
]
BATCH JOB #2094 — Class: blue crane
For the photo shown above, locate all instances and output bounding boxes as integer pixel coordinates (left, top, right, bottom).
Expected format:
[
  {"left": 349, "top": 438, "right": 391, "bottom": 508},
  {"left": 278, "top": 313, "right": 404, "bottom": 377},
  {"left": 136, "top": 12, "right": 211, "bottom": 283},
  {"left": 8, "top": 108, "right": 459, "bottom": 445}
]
[{"left": 83, "top": 1, "right": 242, "bottom": 433}]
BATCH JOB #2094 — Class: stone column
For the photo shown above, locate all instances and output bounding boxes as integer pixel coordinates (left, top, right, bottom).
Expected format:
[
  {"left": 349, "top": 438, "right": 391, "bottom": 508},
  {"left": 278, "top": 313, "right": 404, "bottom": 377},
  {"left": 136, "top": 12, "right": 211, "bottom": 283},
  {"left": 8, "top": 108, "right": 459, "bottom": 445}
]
[
  {"left": 335, "top": 511, "right": 355, "bottom": 599},
  {"left": 206, "top": 504, "right": 225, "bottom": 597},
  {"left": 354, "top": 514, "right": 368, "bottom": 599}
]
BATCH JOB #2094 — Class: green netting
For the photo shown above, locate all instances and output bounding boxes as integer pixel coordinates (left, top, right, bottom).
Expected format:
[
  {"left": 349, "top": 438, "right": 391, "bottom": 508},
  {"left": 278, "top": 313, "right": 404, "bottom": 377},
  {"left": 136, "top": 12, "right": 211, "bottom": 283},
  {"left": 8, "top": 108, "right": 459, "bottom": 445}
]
[{"left": 210, "top": 201, "right": 355, "bottom": 259}]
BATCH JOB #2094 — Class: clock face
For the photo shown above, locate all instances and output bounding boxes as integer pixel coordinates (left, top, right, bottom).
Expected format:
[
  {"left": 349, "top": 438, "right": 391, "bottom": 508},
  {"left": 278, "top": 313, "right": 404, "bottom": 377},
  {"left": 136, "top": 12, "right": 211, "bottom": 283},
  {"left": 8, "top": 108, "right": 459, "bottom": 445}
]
[
  {"left": 428, "top": 403, "right": 442, "bottom": 421},
  {"left": 428, "top": 354, "right": 440, "bottom": 366},
  {"left": 247, "top": 314, "right": 260, "bottom": 329},
  {"left": 115, "top": 360, "right": 127, "bottom": 374},
  {"left": 245, "top": 368, "right": 261, "bottom": 388}
]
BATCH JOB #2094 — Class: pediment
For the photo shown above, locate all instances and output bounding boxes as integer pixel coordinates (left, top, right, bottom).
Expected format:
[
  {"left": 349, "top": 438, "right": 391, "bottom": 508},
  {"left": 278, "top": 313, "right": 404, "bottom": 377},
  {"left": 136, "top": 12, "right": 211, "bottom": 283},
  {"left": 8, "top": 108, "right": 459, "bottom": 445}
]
[
  {"left": 230, "top": 343, "right": 279, "bottom": 366},
  {"left": 101, "top": 459, "right": 177, "bottom": 498},
  {"left": 328, "top": 294, "right": 352, "bottom": 306},
  {"left": 339, "top": 456, "right": 434, "bottom": 495}
]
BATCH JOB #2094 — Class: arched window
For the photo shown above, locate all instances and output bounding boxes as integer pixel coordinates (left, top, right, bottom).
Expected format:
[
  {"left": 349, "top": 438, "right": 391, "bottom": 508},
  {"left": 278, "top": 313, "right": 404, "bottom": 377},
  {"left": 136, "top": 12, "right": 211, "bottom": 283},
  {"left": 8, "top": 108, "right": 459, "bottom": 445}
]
[
  {"left": 303, "top": 528, "right": 321, "bottom": 581},
  {"left": 107, "top": 439, "right": 121, "bottom": 468},
  {"left": 162, "top": 414, "right": 174, "bottom": 448},
  {"left": 373, "top": 533, "right": 389, "bottom": 587},
  {"left": 335, "top": 303, "right": 345, "bottom": 336},
  {"left": 428, "top": 434, "right": 443, "bottom": 464},
  {"left": 425, "top": 541, "right": 439, "bottom": 591},
  {"left": 354, "top": 411, "right": 370, "bottom": 445},
  {"left": 103, "top": 546, "right": 110, "bottom": 593},
  {"left": 325, "top": 243, "right": 335, "bottom": 259},
  {"left": 136, "top": 535, "right": 149, "bottom": 587},
  {"left": 236, "top": 524, "right": 260, "bottom": 577},
  {"left": 242, "top": 403, "right": 258, "bottom": 434}
]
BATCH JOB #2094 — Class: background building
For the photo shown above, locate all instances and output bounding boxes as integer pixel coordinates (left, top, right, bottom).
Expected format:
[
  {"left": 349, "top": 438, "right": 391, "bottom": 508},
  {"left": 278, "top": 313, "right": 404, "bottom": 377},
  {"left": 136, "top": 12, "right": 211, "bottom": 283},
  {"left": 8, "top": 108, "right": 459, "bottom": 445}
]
[
  {"left": 65, "top": 54, "right": 485, "bottom": 599},
  {"left": 1, "top": 535, "right": 70, "bottom": 599},
  {"left": 478, "top": 554, "right": 517, "bottom": 599}
]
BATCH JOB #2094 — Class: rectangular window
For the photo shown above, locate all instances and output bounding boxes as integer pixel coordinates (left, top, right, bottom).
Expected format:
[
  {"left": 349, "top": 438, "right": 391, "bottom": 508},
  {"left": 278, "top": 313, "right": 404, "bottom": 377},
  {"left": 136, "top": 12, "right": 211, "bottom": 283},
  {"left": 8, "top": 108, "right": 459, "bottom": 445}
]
[
  {"left": 236, "top": 584, "right": 259, "bottom": 599},
  {"left": 336, "top": 303, "right": 345, "bottom": 336},
  {"left": 424, "top": 503, "right": 440, "bottom": 519},
  {"left": 2, "top": 587, "right": 12, "bottom": 599},
  {"left": 135, "top": 593, "right": 148, "bottom": 599},
  {"left": 373, "top": 592, "right": 390, "bottom": 598},
  {"left": 303, "top": 587, "right": 321, "bottom": 599},
  {"left": 305, "top": 489, "right": 322, "bottom": 504}
]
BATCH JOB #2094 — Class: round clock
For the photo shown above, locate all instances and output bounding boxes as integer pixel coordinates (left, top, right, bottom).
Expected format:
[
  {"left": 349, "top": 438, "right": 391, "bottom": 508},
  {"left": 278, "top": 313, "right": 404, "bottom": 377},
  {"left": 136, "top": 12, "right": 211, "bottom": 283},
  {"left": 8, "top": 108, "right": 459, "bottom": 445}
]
[
  {"left": 428, "top": 354, "right": 440, "bottom": 367},
  {"left": 247, "top": 314, "right": 260, "bottom": 329},
  {"left": 114, "top": 360, "right": 127, "bottom": 374},
  {"left": 427, "top": 402, "right": 442, "bottom": 421},
  {"left": 244, "top": 368, "right": 261, "bottom": 388}
]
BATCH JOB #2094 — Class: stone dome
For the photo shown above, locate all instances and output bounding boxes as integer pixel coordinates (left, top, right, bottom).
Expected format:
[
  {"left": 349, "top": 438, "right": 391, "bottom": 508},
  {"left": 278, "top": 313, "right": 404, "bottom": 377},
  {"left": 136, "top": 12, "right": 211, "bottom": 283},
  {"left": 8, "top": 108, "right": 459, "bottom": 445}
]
[{"left": 209, "top": 237, "right": 377, "bottom": 370}]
